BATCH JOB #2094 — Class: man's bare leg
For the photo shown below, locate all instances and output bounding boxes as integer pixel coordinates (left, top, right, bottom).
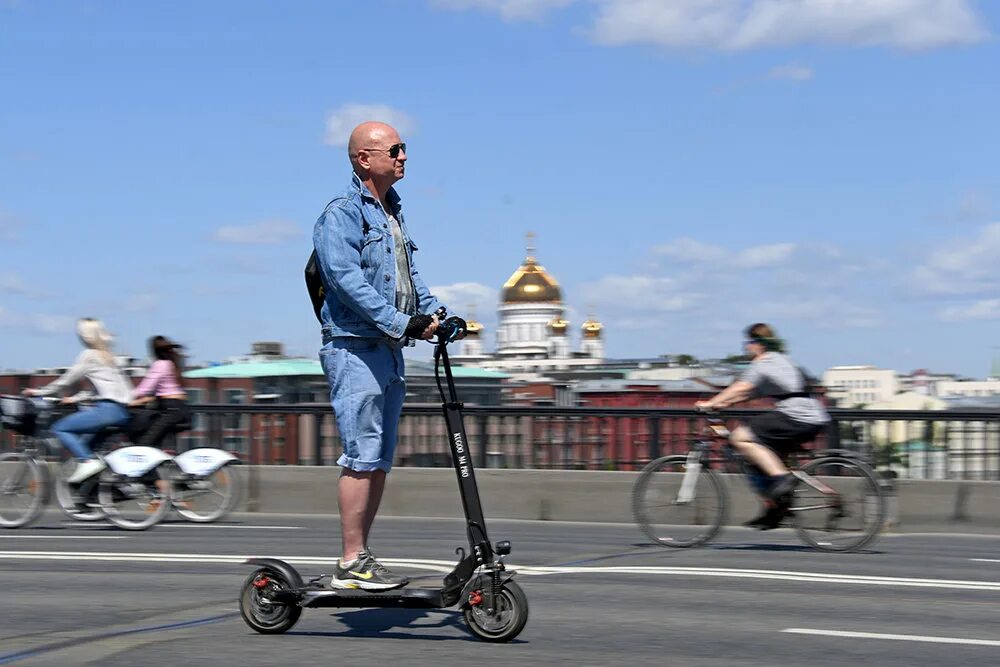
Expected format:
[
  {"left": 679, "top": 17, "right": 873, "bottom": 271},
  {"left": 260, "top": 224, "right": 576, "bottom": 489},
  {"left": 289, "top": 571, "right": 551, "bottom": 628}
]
[
  {"left": 729, "top": 425, "right": 787, "bottom": 477},
  {"left": 339, "top": 468, "right": 374, "bottom": 563},
  {"left": 362, "top": 469, "right": 387, "bottom": 547}
]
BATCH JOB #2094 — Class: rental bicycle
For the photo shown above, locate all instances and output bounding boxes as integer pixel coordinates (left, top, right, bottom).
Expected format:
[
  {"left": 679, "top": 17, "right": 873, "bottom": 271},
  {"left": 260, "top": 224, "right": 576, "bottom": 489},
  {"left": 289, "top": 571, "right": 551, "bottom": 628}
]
[
  {"left": 632, "top": 416, "right": 887, "bottom": 552},
  {"left": 0, "top": 395, "right": 174, "bottom": 530}
]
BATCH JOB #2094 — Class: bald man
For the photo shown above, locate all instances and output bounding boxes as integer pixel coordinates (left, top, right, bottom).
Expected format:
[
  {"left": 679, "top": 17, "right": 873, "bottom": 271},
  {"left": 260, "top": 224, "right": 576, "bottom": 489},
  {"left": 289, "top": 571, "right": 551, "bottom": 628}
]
[{"left": 313, "top": 122, "right": 451, "bottom": 590}]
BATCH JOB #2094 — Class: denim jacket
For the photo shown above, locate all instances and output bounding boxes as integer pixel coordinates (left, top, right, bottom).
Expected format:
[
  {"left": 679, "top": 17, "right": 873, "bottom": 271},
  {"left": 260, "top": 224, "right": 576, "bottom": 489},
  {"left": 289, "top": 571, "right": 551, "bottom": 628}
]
[{"left": 313, "top": 174, "right": 446, "bottom": 339}]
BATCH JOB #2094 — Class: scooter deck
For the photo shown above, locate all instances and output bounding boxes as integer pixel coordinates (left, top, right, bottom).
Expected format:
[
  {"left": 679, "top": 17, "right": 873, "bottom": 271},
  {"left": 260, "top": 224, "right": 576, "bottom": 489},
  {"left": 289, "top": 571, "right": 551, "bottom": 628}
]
[{"left": 280, "top": 586, "right": 446, "bottom": 609}]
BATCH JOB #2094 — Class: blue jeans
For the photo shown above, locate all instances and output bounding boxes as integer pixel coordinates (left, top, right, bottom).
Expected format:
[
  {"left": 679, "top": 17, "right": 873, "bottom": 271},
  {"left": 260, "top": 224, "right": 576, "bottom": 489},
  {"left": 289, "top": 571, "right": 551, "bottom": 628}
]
[
  {"left": 51, "top": 401, "right": 130, "bottom": 460},
  {"left": 319, "top": 337, "right": 406, "bottom": 473}
]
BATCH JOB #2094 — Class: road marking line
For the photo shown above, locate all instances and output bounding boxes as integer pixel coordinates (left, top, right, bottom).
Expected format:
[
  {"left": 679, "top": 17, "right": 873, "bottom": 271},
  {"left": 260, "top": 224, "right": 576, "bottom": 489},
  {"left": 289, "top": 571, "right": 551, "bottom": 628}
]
[
  {"left": 57, "top": 522, "right": 302, "bottom": 530},
  {"left": 970, "top": 559, "right": 1000, "bottom": 563},
  {"left": 2, "top": 552, "right": 1000, "bottom": 591},
  {"left": 783, "top": 628, "right": 1000, "bottom": 647},
  {"left": 0, "top": 536, "right": 127, "bottom": 540}
]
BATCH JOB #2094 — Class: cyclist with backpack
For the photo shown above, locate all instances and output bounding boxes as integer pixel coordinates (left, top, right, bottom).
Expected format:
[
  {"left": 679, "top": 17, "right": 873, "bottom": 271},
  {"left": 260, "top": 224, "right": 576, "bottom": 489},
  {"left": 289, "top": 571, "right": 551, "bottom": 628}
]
[{"left": 695, "top": 322, "right": 830, "bottom": 529}]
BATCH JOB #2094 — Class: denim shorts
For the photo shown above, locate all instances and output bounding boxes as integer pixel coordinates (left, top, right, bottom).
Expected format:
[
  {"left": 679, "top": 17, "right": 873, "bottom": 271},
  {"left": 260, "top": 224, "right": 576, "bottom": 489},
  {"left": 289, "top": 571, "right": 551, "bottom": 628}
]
[{"left": 319, "top": 337, "right": 405, "bottom": 473}]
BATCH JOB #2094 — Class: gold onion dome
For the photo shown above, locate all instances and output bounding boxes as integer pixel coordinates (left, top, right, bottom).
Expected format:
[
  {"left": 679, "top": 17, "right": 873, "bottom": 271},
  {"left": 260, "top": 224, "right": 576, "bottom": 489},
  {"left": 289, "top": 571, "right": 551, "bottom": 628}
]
[
  {"left": 548, "top": 318, "right": 569, "bottom": 335},
  {"left": 502, "top": 255, "right": 562, "bottom": 303},
  {"left": 465, "top": 319, "right": 483, "bottom": 337},
  {"left": 582, "top": 318, "right": 603, "bottom": 338}
]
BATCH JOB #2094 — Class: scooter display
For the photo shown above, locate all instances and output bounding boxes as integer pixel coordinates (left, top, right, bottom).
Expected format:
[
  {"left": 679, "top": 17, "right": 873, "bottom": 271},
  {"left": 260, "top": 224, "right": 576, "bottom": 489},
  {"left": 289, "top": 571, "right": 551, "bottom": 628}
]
[{"left": 238, "top": 318, "right": 529, "bottom": 642}]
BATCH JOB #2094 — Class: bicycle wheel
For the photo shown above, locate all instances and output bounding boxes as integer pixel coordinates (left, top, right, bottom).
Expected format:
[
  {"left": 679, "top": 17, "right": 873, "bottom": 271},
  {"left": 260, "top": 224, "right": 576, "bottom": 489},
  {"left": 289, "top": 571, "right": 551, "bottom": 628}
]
[
  {"left": 632, "top": 454, "right": 727, "bottom": 548},
  {"left": 790, "top": 455, "right": 885, "bottom": 552},
  {"left": 54, "top": 459, "right": 105, "bottom": 522},
  {"left": 0, "top": 453, "right": 49, "bottom": 528},
  {"left": 173, "top": 465, "right": 241, "bottom": 523},
  {"left": 99, "top": 466, "right": 172, "bottom": 530}
]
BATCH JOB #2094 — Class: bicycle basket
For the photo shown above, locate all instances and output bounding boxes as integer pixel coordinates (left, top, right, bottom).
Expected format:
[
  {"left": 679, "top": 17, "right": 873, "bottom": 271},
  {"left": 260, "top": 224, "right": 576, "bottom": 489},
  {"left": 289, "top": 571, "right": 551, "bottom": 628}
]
[{"left": 0, "top": 395, "right": 37, "bottom": 436}]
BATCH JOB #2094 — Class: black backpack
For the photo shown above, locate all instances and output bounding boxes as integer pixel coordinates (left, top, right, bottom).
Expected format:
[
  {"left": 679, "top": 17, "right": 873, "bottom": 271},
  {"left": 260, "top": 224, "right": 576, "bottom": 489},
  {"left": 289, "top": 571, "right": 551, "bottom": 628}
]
[{"left": 304, "top": 250, "right": 324, "bottom": 323}]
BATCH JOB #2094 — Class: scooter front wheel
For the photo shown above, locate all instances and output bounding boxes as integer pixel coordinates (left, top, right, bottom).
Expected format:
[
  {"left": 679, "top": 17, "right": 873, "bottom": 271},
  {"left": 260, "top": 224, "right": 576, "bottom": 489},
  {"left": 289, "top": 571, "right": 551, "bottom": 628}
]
[
  {"left": 239, "top": 568, "right": 302, "bottom": 634},
  {"left": 462, "top": 578, "right": 528, "bottom": 643}
]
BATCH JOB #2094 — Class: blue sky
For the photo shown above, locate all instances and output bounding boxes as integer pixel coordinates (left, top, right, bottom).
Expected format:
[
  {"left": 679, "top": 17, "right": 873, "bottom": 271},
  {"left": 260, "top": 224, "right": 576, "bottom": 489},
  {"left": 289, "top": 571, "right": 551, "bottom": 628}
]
[{"left": 1, "top": 0, "right": 998, "bottom": 378}]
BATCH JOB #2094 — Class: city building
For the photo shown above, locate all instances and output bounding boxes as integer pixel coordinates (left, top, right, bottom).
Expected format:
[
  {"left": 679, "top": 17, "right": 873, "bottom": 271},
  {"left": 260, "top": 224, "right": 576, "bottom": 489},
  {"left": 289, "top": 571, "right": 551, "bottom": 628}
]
[{"left": 821, "top": 365, "right": 899, "bottom": 407}]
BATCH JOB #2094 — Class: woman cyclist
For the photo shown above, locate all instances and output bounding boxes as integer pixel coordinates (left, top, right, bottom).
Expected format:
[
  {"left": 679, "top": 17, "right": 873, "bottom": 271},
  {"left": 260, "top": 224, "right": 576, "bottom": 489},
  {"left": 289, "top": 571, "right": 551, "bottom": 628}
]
[
  {"left": 695, "top": 322, "right": 830, "bottom": 529},
  {"left": 129, "top": 335, "right": 191, "bottom": 447},
  {"left": 23, "top": 318, "right": 133, "bottom": 486}
]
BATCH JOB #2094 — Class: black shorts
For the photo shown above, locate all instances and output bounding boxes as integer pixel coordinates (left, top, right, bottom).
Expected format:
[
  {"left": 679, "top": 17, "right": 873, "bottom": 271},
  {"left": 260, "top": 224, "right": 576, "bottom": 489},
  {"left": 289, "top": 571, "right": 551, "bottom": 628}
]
[{"left": 747, "top": 411, "right": 823, "bottom": 455}]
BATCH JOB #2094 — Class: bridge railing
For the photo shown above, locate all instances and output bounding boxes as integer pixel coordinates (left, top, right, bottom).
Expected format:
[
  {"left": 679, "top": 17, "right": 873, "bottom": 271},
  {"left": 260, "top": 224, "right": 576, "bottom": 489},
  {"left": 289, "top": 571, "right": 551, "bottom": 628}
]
[{"left": 3, "top": 405, "right": 997, "bottom": 480}]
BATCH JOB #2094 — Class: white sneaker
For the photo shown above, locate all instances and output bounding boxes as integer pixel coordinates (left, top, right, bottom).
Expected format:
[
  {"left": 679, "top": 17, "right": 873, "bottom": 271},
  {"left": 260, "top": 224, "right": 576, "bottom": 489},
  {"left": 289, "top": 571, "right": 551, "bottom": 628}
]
[{"left": 67, "top": 459, "right": 107, "bottom": 485}]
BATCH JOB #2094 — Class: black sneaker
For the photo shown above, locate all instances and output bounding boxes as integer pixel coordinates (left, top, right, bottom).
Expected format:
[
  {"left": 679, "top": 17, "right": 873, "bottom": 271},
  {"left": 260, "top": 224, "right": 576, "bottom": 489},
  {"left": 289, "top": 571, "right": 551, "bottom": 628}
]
[
  {"left": 330, "top": 548, "right": 409, "bottom": 591},
  {"left": 767, "top": 473, "right": 798, "bottom": 500},
  {"left": 743, "top": 506, "right": 779, "bottom": 529}
]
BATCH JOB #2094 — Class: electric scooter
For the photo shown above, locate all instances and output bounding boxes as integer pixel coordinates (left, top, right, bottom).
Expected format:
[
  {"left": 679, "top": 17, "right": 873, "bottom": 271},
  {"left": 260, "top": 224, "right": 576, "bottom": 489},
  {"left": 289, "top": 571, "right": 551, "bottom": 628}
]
[{"left": 238, "top": 318, "right": 529, "bottom": 642}]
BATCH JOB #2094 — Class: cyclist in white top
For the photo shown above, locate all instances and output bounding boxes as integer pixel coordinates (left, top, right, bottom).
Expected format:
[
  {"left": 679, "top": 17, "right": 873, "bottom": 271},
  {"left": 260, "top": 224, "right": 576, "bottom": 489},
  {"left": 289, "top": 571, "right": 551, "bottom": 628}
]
[{"left": 24, "top": 318, "right": 132, "bottom": 484}]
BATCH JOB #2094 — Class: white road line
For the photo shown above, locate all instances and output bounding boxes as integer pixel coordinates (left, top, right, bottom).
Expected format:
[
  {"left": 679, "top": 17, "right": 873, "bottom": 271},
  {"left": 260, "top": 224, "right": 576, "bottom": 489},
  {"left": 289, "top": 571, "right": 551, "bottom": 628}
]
[
  {"left": 57, "top": 522, "right": 302, "bottom": 530},
  {"left": 1, "top": 551, "right": 1000, "bottom": 591},
  {"left": 783, "top": 628, "right": 1000, "bottom": 647},
  {"left": 970, "top": 559, "right": 1000, "bottom": 563},
  {"left": 0, "top": 536, "right": 127, "bottom": 540}
]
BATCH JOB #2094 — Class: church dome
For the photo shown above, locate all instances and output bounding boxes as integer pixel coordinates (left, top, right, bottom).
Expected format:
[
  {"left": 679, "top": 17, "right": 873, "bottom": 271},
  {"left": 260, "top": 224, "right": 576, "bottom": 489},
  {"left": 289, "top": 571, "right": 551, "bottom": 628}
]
[
  {"left": 465, "top": 319, "right": 484, "bottom": 337},
  {"left": 548, "top": 318, "right": 569, "bottom": 336},
  {"left": 502, "top": 255, "right": 561, "bottom": 304},
  {"left": 581, "top": 318, "right": 603, "bottom": 339}
]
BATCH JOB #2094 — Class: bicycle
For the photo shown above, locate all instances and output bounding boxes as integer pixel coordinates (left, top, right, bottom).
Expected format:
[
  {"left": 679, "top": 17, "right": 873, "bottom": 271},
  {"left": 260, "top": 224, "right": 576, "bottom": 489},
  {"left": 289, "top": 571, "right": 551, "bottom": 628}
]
[
  {"left": 0, "top": 395, "right": 174, "bottom": 530},
  {"left": 632, "top": 416, "right": 887, "bottom": 552}
]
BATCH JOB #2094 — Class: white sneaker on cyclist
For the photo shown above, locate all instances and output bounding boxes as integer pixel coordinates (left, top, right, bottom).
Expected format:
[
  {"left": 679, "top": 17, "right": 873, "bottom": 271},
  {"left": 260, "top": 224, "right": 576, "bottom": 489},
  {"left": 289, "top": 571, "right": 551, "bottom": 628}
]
[{"left": 67, "top": 458, "right": 106, "bottom": 485}]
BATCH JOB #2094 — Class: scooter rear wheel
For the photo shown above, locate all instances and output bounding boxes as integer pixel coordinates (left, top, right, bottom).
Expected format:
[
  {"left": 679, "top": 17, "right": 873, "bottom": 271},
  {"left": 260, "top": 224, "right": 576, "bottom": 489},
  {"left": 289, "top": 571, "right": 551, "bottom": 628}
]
[
  {"left": 240, "top": 568, "right": 302, "bottom": 634},
  {"left": 462, "top": 578, "right": 528, "bottom": 643}
]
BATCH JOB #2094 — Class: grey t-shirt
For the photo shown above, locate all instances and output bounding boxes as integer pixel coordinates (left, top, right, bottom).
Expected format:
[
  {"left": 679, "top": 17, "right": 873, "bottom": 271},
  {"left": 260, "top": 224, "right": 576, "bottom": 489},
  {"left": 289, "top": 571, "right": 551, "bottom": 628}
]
[
  {"left": 387, "top": 212, "right": 416, "bottom": 317},
  {"left": 740, "top": 352, "right": 829, "bottom": 425}
]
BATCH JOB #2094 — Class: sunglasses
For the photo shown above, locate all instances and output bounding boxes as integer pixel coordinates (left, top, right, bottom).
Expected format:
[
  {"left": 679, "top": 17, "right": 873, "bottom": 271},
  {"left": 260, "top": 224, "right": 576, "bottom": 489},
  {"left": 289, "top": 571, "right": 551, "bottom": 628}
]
[{"left": 362, "top": 142, "right": 407, "bottom": 159}]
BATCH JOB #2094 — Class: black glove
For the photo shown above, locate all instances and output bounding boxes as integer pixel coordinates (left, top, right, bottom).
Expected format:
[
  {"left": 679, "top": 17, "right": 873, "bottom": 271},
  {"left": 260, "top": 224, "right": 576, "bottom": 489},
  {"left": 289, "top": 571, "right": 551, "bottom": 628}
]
[
  {"left": 404, "top": 314, "right": 435, "bottom": 338},
  {"left": 443, "top": 316, "right": 467, "bottom": 339}
]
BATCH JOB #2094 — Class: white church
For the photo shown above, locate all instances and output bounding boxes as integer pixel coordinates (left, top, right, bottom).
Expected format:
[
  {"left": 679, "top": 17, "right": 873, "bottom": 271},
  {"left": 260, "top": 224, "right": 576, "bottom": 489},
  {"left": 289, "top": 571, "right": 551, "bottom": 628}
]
[{"left": 451, "top": 236, "right": 604, "bottom": 375}]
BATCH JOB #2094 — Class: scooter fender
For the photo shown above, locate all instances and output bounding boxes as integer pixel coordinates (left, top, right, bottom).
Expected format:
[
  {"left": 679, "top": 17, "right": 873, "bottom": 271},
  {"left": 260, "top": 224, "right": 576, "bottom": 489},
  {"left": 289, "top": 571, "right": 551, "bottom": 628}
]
[
  {"left": 174, "top": 448, "right": 239, "bottom": 477},
  {"left": 104, "top": 446, "right": 173, "bottom": 478},
  {"left": 244, "top": 557, "right": 305, "bottom": 589},
  {"left": 458, "top": 570, "right": 518, "bottom": 607}
]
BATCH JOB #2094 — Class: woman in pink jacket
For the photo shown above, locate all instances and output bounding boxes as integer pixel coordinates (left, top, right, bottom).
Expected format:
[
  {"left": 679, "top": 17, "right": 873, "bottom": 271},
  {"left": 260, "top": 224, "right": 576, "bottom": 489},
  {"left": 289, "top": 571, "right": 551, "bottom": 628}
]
[{"left": 130, "top": 336, "right": 191, "bottom": 447}]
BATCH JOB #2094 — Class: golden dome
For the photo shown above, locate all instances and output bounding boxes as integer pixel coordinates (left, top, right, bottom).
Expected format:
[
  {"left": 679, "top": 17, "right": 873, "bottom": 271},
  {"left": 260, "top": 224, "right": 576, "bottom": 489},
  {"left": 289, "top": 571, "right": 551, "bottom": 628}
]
[
  {"left": 582, "top": 318, "right": 603, "bottom": 339},
  {"left": 465, "top": 319, "right": 484, "bottom": 337},
  {"left": 548, "top": 318, "right": 569, "bottom": 335},
  {"left": 502, "top": 256, "right": 562, "bottom": 303}
]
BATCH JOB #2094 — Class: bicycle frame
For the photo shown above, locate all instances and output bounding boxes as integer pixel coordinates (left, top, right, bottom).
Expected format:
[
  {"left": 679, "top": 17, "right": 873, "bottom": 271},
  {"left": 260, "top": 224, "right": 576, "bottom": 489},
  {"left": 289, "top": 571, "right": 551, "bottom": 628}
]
[{"left": 677, "top": 419, "right": 838, "bottom": 505}]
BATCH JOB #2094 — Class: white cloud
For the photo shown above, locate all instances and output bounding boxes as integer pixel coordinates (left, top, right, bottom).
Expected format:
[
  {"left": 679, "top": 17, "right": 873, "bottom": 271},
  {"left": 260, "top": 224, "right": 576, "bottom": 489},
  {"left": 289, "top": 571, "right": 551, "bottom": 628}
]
[
  {"left": 579, "top": 274, "right": 705, "bottom": 313},
  {"left": 911, "top": 222, "right": 1000, "bottom": 295},
  {"left": 0, "top": 211, "right": 21, "bottom": 242},
  {"left": 429, "top": 0, "right": 574, "bottom": 21},
  {"left": 0, "top": 272, "right": 28, "bottom": 294},
  {"left": 654, "top": 238, "right": 796, "bottom": 269},
  {"left": 428, "top": 282, "right": 498, "bottom": 319},
  {"left": 588, "top": 0, "right": 989, "bottom": 51},
  {"left": 768, "top": 64, "right": 814, "bottom": 81},
  {"left": 0, "top": 309, "right": 75, "bottom": 335},
  {"left": 735, "top": 242, "right": 796, "bottom": 269},
  {"left": 213, "top": 219, "right": 303, "bottom": 245},
  {"left": 654, "top": 237, "right": 728, "bottom": 263},
  {"left": 324, "top": 104, "right": 416, "bottom": 147},
  {"left": 940, "top": 299, "right": 1000, "bottom": 322},
  {"left": 755, "top": 296, "right": 884, "bottom": 328}
]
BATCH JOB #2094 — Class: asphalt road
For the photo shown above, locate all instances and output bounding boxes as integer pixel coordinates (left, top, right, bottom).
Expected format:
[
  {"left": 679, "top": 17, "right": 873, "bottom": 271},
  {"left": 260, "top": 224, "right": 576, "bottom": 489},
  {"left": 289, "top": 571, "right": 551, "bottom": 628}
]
[{"left": 3, "top": 511, "right": 1000, "bottom": 666}]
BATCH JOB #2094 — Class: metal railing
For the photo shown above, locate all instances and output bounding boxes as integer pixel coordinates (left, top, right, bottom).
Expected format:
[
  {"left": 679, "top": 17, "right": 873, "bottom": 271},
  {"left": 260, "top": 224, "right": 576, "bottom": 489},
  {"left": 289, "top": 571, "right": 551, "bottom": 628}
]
[{"left": 3, "top": 404, "right": 997, "bottom": 480}]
